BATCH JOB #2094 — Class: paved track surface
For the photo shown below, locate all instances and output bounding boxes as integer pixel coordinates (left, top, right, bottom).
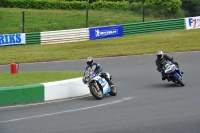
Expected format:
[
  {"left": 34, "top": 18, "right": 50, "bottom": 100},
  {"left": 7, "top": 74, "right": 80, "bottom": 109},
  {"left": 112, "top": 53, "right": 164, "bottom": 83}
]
[{"left": 0, "top": 51, "right": 200, "bottom": 133}]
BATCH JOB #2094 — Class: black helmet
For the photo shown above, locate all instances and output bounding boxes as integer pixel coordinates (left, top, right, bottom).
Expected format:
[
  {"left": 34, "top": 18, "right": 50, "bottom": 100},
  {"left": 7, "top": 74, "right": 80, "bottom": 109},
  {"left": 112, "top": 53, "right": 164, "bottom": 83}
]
[
  {"left": 157, "top": 50, "right": 164, "bottom": 59},
  {"left": 86, "top": 56, "right": 94, "bottom": 66}
]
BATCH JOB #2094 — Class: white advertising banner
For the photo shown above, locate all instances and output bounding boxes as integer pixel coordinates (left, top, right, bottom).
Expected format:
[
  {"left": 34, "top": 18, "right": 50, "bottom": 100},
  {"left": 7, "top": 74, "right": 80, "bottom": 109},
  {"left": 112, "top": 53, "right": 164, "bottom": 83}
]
[
  {"left": 185, "top": 16, "right": 200, "bottom": 30},
  {"left": 0, "top": 33, "right": 26, "bottom": 46}
]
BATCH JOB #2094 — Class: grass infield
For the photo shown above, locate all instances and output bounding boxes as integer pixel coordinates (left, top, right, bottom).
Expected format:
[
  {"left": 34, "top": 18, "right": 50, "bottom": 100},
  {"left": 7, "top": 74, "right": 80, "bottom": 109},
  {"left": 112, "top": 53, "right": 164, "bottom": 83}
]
[{"left": 0, "top": 71, "right": 83, "bottom": 87}]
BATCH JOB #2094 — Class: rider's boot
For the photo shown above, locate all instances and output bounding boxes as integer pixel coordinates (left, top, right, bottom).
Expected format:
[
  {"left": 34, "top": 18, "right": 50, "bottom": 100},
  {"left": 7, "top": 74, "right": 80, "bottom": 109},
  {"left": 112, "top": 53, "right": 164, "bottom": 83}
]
[
  {"left": 105, "top": 77, "right": 114, "bottom": 87},
  {"left": 181, "top": 71, "right": 184, "bottom": 74},
  {"left": 177, "top": 69, "right": 184, "bottom": 74},
  {"left": 108, "top": 80, "right": 114, "bottom": 87},
  {"left": 161, "top": 72, "right": 167, "bottom": 81},
  {"left": 167, "top": 77, "right": 171, "bottom": 82},
  {"left": 162, "top": 76, "right": 167, "bottom": 81},
  {"left": 175, "top": 63, "right": 184, "bottom": 74}
]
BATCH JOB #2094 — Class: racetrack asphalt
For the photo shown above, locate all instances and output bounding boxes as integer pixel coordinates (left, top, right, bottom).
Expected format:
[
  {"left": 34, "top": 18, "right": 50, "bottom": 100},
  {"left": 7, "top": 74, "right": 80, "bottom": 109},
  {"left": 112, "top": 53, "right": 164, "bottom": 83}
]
[{"left": 0, "top": 51, "right": 200, "bottom": 133}]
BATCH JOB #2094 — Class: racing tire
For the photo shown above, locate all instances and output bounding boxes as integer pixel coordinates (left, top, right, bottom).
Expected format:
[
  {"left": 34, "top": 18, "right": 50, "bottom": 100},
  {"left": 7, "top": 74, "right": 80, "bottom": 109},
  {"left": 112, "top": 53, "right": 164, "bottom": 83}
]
[
  {"left": 174, "top": 75, "right": 185, "bottom": 87},
  {"left": 109, "top": 86, "right": 117, "bottom": 96},
  {"left": 89, "top": 84, "right": 103, "bottom": 100}
]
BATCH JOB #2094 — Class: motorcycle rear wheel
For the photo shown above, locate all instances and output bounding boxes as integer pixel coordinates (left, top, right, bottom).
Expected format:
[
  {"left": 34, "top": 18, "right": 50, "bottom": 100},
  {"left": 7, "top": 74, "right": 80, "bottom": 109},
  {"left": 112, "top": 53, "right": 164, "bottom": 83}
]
[
  {"left": 174, "top": 75, "right": 185, "bottom": 86},
  {"left": 109, "top": 86, "right": 117, "bottom": 96},
  {"left": 89, "top": 84, "right": 103, "bottom": 100}
]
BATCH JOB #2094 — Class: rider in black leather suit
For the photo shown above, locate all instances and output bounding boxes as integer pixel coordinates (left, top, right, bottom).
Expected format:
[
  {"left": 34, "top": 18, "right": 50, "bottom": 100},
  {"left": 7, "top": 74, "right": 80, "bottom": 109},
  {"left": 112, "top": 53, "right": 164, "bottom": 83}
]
[{"left": 155, "top": 51, "right": 183, "bottom": 81}]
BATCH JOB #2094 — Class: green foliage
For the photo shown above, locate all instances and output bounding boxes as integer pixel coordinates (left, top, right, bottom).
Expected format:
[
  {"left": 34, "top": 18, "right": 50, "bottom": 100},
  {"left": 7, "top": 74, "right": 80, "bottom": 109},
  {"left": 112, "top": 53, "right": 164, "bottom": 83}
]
[
  {"left": 0, "top": 0, "right": 182, "bottom": 13},
  {"left": 129, "top": 2, "right": 143, "bottom": 12},
  {"left": 145, "top": 0, "right": 182, "bottom": 13},
  {"left": 0, "top": 0, "right": 184, "bottom": 18},
  {"left": 90, "top": 1, "right": 130, "bottom": 10},
  {"left": 0, "top": 0, "right": 89, "bottom": 9},
  {"left": 181, "top": 0, "right": 200, "bottom": 17}
]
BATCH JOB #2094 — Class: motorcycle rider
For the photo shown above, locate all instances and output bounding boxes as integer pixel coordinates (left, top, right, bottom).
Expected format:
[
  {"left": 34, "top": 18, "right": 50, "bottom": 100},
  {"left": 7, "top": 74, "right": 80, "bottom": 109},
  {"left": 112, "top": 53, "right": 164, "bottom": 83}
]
[
  {"left": 83, "top": 56, "right": 114, "bottom": 87},
  {"left": 155, "top": 50, "right": 183, "bottom": 81}
]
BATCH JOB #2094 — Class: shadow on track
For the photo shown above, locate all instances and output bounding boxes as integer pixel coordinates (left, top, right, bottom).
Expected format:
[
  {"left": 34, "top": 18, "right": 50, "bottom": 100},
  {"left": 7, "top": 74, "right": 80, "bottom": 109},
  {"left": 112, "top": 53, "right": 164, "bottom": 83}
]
[{"left": 148, "top": 83, "right": 184, "bottom": 89}]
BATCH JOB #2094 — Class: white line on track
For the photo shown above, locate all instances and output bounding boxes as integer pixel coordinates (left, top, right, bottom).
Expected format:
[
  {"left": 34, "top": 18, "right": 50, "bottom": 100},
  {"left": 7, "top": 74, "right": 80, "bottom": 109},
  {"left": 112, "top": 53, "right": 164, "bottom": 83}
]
[{"left": 0, "top": 97, "right": 133, "bottom": 124}]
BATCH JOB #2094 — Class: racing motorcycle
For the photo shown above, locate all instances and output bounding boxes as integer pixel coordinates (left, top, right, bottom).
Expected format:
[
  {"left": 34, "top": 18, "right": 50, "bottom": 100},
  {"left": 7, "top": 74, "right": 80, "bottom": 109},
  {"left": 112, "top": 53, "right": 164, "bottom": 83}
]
[
  {"left": 82, "top": 68, "right": 117, "bottom": 100},
  {"left": 162, "top": 60, "right": 184, "bottom": 86}
]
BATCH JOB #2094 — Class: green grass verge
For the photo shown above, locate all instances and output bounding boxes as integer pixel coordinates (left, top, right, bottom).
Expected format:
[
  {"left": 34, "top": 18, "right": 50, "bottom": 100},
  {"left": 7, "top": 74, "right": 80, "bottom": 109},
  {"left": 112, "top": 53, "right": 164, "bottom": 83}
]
[
  {"left": 0, "top": 8, "right": 157, "bottom": 34},
  {"left": 0, "top": 71, "right": 83, "bottom": 87}
]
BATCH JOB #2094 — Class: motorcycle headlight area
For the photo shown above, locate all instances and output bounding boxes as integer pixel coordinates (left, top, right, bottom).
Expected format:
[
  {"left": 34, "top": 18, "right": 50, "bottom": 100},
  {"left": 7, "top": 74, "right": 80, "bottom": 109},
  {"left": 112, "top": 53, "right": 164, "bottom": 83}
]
[
  {"left": 85, "top": 76, "right": 92, "bottom": 82},
  {"left": 85, "top": 77, "right": 89, "bottom": 82}
]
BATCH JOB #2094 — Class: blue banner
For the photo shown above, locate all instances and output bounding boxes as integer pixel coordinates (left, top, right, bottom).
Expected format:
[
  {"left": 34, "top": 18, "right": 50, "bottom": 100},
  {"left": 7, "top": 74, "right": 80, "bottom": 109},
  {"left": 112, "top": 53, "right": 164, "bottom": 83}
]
[{"left": 89, "top": 25, "right": 123, "bottom": 40}]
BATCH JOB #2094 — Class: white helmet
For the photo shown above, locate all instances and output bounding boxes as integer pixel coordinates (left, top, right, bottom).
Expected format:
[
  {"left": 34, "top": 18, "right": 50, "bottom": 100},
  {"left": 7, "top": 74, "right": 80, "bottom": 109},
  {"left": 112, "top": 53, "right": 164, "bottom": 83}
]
[
  {"left": 157, "top": 50, "right": 163, "bottom": 59},
  {"left": 86, "top": 56, "right": 94, "bottom": 66}
]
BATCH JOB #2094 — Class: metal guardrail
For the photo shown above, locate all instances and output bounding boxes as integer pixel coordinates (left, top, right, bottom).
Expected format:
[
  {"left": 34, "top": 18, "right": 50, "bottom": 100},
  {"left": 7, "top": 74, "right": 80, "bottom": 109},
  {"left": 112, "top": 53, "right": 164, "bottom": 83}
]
[
  {"left": 40, "top": 28, "right": 89, "bottom": 45},
  {"left": 123, "top": 18, "right": 185, "bottom": 36}
]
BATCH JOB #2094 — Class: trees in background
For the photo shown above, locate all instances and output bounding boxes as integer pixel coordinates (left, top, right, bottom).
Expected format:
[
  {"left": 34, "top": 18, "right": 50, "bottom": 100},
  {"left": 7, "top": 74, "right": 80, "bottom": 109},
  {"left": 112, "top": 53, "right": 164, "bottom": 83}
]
[
  {"left": 134, "top": 0, "right": 200, "bottom": 17},
  {"left": 181, "top": 0, "right": 200, "bottom": 17}
]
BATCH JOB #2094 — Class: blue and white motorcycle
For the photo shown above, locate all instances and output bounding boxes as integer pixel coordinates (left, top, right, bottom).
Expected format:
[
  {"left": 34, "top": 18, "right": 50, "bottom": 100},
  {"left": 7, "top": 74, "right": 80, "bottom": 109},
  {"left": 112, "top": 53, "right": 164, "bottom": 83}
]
[
  {"left": 83, "top": 68, "right": 117, "bottom": 100},
  {"left": 162, "top": 60, "right": 184, "bottom": 86}
]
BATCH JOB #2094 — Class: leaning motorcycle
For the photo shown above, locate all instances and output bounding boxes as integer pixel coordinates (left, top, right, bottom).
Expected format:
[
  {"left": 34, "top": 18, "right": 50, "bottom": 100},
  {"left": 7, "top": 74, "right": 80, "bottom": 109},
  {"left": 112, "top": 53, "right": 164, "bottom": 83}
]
[
  {"left": 162, "top": 60, "right": 184, "bottom": 86},
  {"left": 83, "top": 68, "right": 117, "bottom": 100}
]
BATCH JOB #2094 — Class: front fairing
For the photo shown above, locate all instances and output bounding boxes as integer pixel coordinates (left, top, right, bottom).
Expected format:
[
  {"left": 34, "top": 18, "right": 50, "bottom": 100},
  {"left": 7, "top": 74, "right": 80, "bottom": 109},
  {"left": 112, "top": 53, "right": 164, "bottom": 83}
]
[
  {"left": 163, "top": 61, "right": 176, "bottom": 75},
  {"left": 164, "top": 65, "right": 176, "bottom": 74},
  {"left": 90, "top": 75, "right": 111, "bottom": 95}
]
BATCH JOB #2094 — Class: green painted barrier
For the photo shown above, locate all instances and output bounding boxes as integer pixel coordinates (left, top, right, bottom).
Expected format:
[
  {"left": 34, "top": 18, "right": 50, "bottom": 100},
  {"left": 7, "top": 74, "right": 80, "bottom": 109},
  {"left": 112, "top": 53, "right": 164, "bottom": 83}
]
[
  {"left": 0, "top": 84, "right": 44, "bottom": 106},
  {"left": 26, "top": 32, "right": 41, "bottom": 45},
  {"left": 23, "top": 84, "right": 44, "bottom": 103},
  {"left": 0, "top": 86, "right": 24, "bottom": 106},
  {"left": 123, "top": 18, "right": 185, "bottom": 36}
]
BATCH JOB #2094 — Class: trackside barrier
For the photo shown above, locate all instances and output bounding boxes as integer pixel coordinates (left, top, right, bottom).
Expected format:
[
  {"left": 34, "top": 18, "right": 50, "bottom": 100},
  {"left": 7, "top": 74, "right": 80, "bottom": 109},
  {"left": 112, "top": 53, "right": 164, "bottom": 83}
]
[
  {"left": 26, "top": 32, "right": 41, "bottom": 45},
  {"left": 42, "top": 78, "right": 89, "bottom": 101},
  {"left": 41, "top": 28, "right": 89, "bottom": 45},
  {"left": 0, "top": 84, "right": 44, "bottom": 106},
  {"left": 0, "top": 18, "right": 187, "bottom": 47},
  {"left": 123, "top": 18, "right": 185, "bottom": 36},
  {"left": 0, "top": 78, "right": 89, "bottom": 106}
]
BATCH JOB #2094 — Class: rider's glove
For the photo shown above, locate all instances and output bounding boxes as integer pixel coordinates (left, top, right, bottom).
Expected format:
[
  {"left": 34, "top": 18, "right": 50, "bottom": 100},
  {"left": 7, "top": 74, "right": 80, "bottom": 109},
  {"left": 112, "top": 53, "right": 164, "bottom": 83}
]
[{"left": 82, "top": 77, "right": 87, "bottom": 84}]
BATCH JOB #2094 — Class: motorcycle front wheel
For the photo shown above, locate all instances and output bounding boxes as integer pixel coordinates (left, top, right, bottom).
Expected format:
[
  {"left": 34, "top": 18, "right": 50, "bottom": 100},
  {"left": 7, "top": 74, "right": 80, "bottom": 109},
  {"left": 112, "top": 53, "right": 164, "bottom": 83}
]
[
  {"left": 89, "top": 84, "right": 103, "bottom": 100},
  {"left": 174, "top": 75, "right": 185, "bottom": 86}
]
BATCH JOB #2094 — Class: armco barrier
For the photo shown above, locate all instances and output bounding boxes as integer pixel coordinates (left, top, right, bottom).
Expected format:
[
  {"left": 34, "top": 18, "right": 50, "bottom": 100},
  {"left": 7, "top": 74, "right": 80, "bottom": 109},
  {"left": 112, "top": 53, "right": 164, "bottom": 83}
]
[
  {"left": 40, "top": 28, "right": 89, "bottom": 45},
  {"left": 0, "top": 78, "right": 89, "bottom": 106},
  {"left": 1, "top": 18, "right": 186, "bottom": 46},
  {"left": 123, "top": 18, "right": 185, "bottom": 36},
  {"left": 26, "top": 32, "right": 41, "bottom": 45}
]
